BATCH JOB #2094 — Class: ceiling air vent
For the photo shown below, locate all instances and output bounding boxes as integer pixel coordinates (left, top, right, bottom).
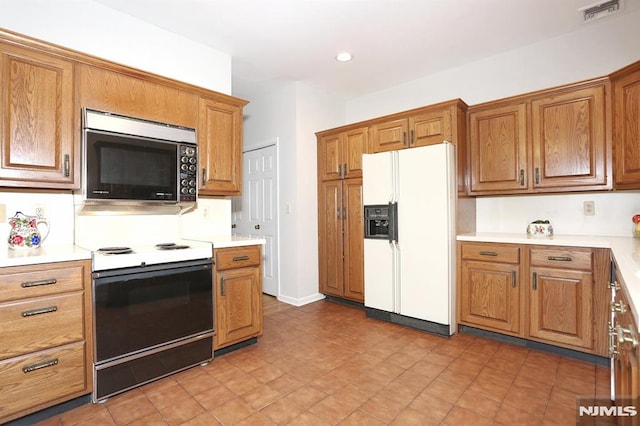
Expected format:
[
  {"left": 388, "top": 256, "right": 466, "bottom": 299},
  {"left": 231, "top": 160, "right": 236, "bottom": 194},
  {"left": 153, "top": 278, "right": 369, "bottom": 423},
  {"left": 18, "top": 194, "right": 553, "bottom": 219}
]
[{"left": 580, "top": 0, "right": 621, "bottom": 23}]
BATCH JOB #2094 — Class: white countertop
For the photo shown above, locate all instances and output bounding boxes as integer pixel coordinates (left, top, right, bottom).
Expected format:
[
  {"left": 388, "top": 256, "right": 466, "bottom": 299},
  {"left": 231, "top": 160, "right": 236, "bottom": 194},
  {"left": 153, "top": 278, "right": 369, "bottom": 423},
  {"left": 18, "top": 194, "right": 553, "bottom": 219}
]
[
  {"left": 0, "top": 244, "right": 91, "bottom": 268},
  {"left": 458, "top": 232, "right": 640, "bottom": 324},
  {"left": 185, "top": 235, "right": 266, "bottom": 249}
]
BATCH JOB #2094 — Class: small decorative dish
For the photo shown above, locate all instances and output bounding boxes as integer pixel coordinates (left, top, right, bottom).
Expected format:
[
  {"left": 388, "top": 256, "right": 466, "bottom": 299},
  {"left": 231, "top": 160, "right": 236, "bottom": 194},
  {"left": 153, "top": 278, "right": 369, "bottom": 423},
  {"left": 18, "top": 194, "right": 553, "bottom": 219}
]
[{"left": 527, "top": 220, "right": 553, "bottom": 237}]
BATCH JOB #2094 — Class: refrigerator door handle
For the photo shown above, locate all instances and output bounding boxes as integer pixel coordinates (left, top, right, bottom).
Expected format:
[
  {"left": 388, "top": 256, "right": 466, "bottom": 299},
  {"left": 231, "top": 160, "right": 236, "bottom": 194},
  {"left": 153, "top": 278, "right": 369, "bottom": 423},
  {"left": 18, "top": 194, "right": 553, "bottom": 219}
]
[{"left": 388, "top": 202, "right": 398, "bottom": 243}]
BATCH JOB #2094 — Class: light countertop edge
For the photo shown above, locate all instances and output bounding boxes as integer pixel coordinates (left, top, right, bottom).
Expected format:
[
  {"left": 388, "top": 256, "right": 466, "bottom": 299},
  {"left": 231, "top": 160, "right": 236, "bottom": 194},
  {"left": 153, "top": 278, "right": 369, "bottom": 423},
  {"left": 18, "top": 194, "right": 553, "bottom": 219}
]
[
  {"left": 187, "top": 235, "right": 266, "bottom": 249},
  {"left": 457, "top": 232, "right": 640, "bottom": 325},
  {"left": 0, "top": 245, "right": 92, "bottom": 268}
]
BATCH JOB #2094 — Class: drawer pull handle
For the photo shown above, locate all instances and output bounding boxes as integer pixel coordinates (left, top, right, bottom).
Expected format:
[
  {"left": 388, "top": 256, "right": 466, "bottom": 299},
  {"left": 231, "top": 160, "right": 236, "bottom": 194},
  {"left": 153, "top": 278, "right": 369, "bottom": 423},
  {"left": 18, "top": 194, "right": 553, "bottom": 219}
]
[
  {"left": 221, "top": 277, "right": 226, "bottom": 296},
  {"left": 547, "top": 256, "right": 572, "bottom": 262},
  {"left": 22, "top": 306, "right": 58, "bottom": 317},
  {"left": 479, "top": 251, "right": 498, "bottom": 256},
  {"left": 611, "top": 301, "right": 627, "bottom": 314},
  {"left": 64, "top": 154, "right": 70, "bottom": 177},
  {"left": 616, "top": 324, "right": 639, "bottom": 348},
  {"left": 21, "top": 278, "right": 57, "bottom": 288},
  {"left": 22, "top": 358, "right": 59, "bottom": 373},
  {"left": 233, "top": 256, "right": 250, "bottom": 262},
  {"left": 511, "top": 271, "right": 517, "bottom": 288},
  {"left": 519, "top": 169, "right": 524, "bottom": 186},
  {"left": 532, "top": 272, "right": 537, "bottom": 290}
]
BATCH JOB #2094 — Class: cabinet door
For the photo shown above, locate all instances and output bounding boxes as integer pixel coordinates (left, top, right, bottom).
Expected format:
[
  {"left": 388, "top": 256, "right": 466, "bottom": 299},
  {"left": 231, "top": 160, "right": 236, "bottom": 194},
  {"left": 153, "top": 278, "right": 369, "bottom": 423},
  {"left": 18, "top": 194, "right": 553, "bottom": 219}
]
[
  {"left": 409, "top": 109, "right": 451, "bottom": 148},
  {"left": 613, "top": 68, "right": 640, "bottom": 189},
  {"left": 317, "top": 180, "right": 344, "bottom": 297},
  {"left": 343, "top": 127, "right": 366, "bottom": 178},
  {"left": 198, "top": 98, "right": 243, "bottom": 195},
  {"left": 469, "top": 103, "right": 528, "bottom": 194},
  {"left": 342, "top": 178, "right": 363, "bottom": 302},
  {"left": 531, "top": 85, "right": 608, "bottom": 190},
  {"left": 318, "top": 133, "right": 342, "bottom": 181},
  {"left": 370, "top": 118, "right": 408, "bottom": 152},
  {"left": 0, "top": 44, "right": 76, "bottom": 188},
  {"left": 215, "top": 266, "right": 262, "bottom": 349},
  {"left": 528, "top": 267, "right": 593, "bottom": 350},
  {"left": 459, "top": 260, "right": 521, "bottom": 334}
]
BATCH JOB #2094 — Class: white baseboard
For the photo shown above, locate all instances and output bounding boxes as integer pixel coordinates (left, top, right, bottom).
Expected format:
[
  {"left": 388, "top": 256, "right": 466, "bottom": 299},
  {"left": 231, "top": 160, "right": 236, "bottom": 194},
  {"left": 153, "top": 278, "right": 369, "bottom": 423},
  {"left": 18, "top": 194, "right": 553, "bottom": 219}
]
[{"left": 276, "top": 292, "right": 325, "bottom": 307}]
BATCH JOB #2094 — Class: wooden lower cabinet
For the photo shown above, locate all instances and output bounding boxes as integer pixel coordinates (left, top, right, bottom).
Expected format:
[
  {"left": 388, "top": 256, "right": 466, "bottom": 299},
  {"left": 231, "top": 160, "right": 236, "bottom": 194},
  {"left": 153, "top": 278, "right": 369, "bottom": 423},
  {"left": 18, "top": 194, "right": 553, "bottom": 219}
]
[
  {"left": 458, "top": 242, "right": 609, "bottom": 356},
  {"left": 317, "top": 178, "right": 364, "bottom": 302},
  {"left": 214, "top": 245, "right": 263, "bottom": 350},
  {"left": 0, "top": 260, "right": 92, "bottom": 424},
  {"left": 459, "top": 243, "right": 521, "bottom": 334},
  {"left": 612, "top": 262, "right": 640, "bottom": 424}
]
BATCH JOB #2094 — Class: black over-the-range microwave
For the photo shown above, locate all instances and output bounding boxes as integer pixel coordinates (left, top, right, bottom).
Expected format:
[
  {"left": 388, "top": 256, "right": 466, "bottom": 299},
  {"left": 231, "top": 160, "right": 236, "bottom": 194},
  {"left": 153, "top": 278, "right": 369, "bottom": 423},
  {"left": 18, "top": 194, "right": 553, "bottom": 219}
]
[{"left": 82, "top": 108, "right": 198, "bottom": 208}]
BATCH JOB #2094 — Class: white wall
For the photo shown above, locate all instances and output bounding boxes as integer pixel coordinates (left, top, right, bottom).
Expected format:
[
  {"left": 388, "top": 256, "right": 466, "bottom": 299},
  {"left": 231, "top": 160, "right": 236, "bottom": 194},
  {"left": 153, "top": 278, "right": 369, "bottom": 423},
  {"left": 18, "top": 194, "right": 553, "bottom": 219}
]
[
  {"left": 0, "top": 0, "right": 231, "bottom": 94},
  {"left": 344, "top": 8, "right": 640, "bottom": 238},
  {"left": 242, "top": 83, "right": 344, "bottom": 305}
]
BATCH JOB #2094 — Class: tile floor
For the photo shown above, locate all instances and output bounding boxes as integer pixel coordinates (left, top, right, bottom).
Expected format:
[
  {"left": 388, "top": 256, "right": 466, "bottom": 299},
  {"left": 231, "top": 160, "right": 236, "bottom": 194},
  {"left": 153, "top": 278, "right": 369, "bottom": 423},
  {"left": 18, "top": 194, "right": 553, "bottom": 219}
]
[{"left": 35, "top": 296, "right": 610, "bottom": 425}]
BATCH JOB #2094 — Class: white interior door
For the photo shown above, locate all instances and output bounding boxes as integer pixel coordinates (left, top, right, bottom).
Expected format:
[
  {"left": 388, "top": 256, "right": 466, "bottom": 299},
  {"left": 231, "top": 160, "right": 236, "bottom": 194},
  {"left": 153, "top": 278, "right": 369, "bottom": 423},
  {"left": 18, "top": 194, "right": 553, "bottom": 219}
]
[{"left": 232, "top": 144, "right": 279, "bottom": 296}]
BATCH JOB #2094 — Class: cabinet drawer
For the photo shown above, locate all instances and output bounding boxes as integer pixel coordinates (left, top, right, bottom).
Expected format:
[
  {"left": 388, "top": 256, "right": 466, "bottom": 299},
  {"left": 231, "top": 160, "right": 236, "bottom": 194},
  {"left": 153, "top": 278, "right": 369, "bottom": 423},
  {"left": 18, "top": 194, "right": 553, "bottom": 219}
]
[
  {"left": 0, "top": 262, "right": 86, "bottom": 303},
  {"left": 461, "top": 243, "right": 520, "bottom": 263},
  {"left": 0, "top": 342, "right": 87, "bottom": 424},
  {"left": 529, "top": 247, "right": 592, "bottom": 270},
  {"left": 216, "top": 245, "right": 261, "bottom": 271},
  {"left": 0, "top": 292, "right": 84, "bottom": 360}
]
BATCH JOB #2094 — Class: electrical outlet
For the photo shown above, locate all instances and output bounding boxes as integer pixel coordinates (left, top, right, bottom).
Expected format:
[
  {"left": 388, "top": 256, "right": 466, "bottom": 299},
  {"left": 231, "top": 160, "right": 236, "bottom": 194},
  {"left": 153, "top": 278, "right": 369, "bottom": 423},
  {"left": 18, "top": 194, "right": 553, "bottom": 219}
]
[
  {"left": 34, "top": 203, "right": 47, "bottom": 219},
  {"left": 584, "top": 200, "right": 595, "bottom": 216}
]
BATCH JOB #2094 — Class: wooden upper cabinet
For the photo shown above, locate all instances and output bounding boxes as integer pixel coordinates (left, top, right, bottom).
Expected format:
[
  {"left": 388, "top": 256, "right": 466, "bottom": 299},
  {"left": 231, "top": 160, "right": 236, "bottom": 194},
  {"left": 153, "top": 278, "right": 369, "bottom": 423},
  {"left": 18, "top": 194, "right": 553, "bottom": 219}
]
[
  {"left": 531, "top": 84, "right": 608, "bottom": 190},
  {"left": 469, "top": 80, "right": 610, "bottom": 195},
  {"left": 198, "top": 97, "right": 244, "bottom": 196},
  {"left": 612, "top": 61, "right": 640, "bottom": 189},
  {"left": 76, "top": 64, "right": 199, "bottom": 128},
  {"left": 469, "top": 102, "right": 528, "bottom": 194},
  {"left": 370, "top": 118, "right": 408, "bottom": 152},
  {"left": 0, "top": 43, "right": 77, "bottom": 188},
  {"left": 318, "top": 127, "right": 366, "bottom": 181}
]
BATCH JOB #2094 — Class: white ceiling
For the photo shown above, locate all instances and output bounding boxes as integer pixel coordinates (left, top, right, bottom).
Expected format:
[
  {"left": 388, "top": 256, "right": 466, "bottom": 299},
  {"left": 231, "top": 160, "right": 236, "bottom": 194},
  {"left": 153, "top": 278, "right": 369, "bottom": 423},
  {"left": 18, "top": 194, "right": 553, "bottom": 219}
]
[{"left": 92, "top": 0, "right": 639, "bottom": 100}]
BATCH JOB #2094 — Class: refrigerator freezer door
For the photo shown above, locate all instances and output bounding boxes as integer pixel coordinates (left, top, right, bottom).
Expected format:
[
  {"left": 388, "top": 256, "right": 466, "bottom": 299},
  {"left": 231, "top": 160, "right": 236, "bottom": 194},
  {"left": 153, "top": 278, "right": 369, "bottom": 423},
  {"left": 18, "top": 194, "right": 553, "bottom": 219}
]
[
  {"left": 397, "top": 143, "right": 455, "bottom": 326},
  {"left": 364, "top": 239, "right": 395, "bottom": 312},
  {"left": 362, "top": 151, "right": 394, "bottom": 205}
]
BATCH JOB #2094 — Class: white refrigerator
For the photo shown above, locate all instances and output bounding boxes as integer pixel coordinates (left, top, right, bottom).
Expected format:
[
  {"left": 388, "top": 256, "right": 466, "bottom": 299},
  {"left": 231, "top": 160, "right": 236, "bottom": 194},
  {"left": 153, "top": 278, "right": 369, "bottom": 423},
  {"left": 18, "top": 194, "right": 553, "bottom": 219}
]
[{"left": 363, "top": 142, "right": 456, "bottom": 335}]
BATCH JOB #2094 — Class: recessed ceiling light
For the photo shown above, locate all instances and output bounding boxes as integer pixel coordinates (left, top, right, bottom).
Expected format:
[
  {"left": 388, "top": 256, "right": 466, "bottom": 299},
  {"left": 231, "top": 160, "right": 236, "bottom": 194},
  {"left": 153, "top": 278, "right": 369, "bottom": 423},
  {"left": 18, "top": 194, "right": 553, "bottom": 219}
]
[{"left": 335, "top": 52, "right": 353, "bottom": 62}]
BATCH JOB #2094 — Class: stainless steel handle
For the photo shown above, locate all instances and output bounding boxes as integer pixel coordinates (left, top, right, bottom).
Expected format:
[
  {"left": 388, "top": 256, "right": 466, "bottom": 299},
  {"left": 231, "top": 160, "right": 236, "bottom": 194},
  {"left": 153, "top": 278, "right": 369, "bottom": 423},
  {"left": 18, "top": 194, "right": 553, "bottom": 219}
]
[
  {"left": 22, "top": 306, "right": 58, "bottom": 317},
  {"left": 535, "top": 167, "right": 540, "bottom": 184},
  {"left": 233, "top": 256, "right": 250, "bottom": 262},
  {"left": 22, "top": 358, "right": 58, "bottom": 373},
  {"left": 616, "top": 324, "right": 638, "bottom": 348},
  {"left": 532, "top": 272, "right": 537, "bottom": 290},
  {"left": 21, "top": 278, "right": 57, "bottom": 288},
  {"left": 254, "top": 224, "right": 260, "bottom": 230},
  {"left": 611, "top": 301, "right": 627, "bottom": 314},
  {"left": 221, "top": 277, "right": 226, "bottom": 296},
  {"left": 479, "top": 251, "right": 498, "bottom": 257},
  {"left": 202, "top": 168, "right": 207, "bottom": 185},
  {"left": 64, "top": 154, "right": 70, "bottom": 177},
  {"left": 511, "top": 271, "right": 517, "bottom": 288},
  {"left": 519, "top": 169, "right": 524, "bottom": 186},
  {"left": 547, "top": 256, "right": 572, "bottom": 262}
]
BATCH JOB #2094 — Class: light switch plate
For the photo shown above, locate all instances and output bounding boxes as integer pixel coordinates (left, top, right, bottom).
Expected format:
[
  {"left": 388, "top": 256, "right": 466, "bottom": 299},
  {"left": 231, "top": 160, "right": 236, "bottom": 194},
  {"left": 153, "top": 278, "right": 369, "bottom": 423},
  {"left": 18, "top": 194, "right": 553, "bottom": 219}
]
[{"left": 0, "top": 204, "right": 5, "bottom": 222}]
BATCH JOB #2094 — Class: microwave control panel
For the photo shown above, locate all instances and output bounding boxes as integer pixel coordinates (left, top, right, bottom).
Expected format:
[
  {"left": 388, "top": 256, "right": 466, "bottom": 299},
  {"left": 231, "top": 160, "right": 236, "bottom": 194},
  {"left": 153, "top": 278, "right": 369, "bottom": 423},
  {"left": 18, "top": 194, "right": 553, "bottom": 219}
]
[{"left": 179, "top": 144, "right": 198, "bottom": 201}]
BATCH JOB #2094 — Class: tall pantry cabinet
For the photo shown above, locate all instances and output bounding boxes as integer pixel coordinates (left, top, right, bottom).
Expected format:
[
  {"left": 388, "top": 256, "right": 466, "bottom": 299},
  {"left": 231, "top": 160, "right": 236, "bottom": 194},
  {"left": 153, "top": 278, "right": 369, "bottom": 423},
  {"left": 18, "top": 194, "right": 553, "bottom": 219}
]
[{"left": 317, "top": 127, "right": 366, "bottom": 302}]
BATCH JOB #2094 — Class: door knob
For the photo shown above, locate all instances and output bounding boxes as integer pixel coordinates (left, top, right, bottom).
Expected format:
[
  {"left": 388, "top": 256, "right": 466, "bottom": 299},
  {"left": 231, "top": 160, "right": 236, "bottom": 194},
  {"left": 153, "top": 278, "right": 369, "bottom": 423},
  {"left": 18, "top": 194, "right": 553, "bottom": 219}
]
[{"left": 254, "top": 224, "right": 260, "bottom": 230}]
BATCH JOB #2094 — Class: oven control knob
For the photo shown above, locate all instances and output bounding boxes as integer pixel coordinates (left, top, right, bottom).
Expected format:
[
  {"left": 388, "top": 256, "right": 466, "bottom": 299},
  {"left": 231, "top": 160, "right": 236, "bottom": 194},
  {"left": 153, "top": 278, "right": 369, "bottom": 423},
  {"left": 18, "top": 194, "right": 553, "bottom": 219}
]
[
  {"left": 181, "top": 187, "right": 189, "bottom": 194},
  {"left": 181, "top": 164, "right": 189, "bottom": 171},
  {"left": 189, "top": 188, "right": 196, "bottom": 195}
]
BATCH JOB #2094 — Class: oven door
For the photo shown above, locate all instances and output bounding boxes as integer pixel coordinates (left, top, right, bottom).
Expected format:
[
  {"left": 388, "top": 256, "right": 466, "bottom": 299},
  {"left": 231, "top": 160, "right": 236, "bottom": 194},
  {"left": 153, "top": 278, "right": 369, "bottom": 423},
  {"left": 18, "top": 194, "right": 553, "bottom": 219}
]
[{"left": 93, "top": 259, "right": 213, "bottom": 363}]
